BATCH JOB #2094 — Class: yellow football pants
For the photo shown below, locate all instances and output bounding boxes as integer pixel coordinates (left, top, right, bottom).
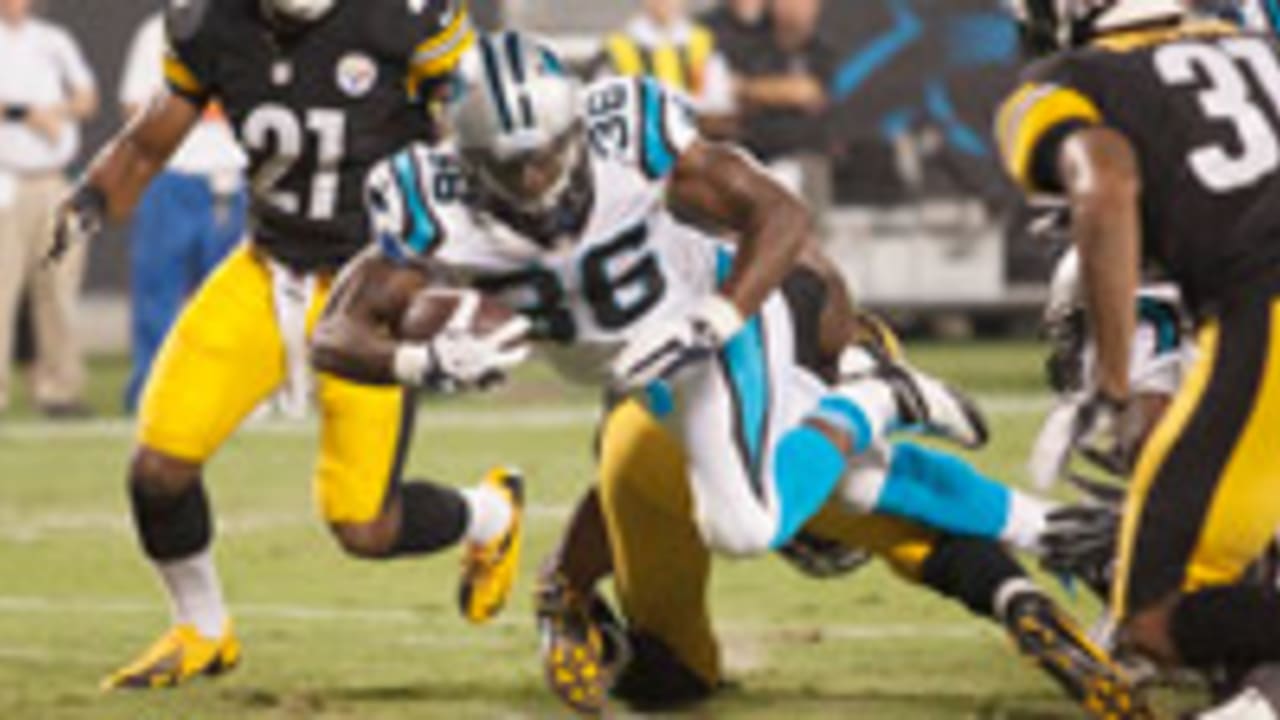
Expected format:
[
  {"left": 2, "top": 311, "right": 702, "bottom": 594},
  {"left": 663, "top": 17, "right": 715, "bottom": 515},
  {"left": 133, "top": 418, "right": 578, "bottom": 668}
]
[
  {"left": 137, "top": 245, "right": 412, "bottom": 524},
  {"left": 1114, "top": 295, "right": 1280, "bottom": 618},
  {"left": 598, "top": 399, "right": 940, "bottom": 686}
]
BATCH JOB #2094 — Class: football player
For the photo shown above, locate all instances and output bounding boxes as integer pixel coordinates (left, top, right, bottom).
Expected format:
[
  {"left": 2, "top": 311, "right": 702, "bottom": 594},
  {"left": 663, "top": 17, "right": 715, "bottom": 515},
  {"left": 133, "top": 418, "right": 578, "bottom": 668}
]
[
  {"left": 314, "top": 33, "right": 1143, "bottom": 716},
  {"left": 49, "top": 0, "right": 528, "bottom": 690},
  {"left": 999, "top": 0, "right": 1280, "bottom": 715}
]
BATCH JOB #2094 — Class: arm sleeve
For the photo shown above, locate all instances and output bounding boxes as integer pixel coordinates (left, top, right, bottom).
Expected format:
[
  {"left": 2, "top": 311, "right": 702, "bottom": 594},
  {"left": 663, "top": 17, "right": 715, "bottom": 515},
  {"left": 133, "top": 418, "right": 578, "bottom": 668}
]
[
  {"left": 162, "top": 10, "right": 214, "bottom": 105},
  {"left": 696, "top": 52, "right": 736, "bottom": 115},
  {"left": 407, "top": 0, "right": 476, "bottom": 95},
  {"left": 994, "top": 62, "right": 1103, "bottom": 193},
  {"left": 367, "top": 146, "right": 446, "bottom": 263},
  {"left": 54, "top": 27, "right": 96, "bottom": 94}
]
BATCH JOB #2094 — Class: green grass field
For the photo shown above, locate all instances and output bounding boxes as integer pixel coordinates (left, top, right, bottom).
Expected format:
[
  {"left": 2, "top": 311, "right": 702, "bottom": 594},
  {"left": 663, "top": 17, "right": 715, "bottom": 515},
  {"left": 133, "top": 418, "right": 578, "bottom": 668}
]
[{"left": 0, "top": 343, "right": 1197, "bottom": 718}]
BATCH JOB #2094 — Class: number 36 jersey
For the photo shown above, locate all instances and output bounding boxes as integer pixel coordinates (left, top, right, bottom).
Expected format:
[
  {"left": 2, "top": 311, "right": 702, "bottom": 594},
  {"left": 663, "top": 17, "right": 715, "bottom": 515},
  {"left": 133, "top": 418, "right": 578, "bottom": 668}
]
[
  {"left": 164, "top": 0, "right": 473, "bottom": 271},
  {"left": 996, "top": 20, "right": 1280, "bottom": 316},
  {"left": 368, "top": 77, "right": 723, "bottom": 383}
]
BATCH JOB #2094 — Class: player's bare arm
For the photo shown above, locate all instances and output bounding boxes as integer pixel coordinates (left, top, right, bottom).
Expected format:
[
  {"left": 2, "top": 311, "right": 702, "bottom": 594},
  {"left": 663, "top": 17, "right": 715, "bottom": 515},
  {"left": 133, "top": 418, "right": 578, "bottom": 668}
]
[
  {"left": 78, "top": 90, "right": 201, "bottom": 220},
  {"left": 1058, "top": 126, "right": 1141, "bottom": 402},
  {"left": 311, "top": 250, "right": 434, "bottom": 385},
  {"left": 667, "top": 141, "right": 814, "bottom": 319},
  {"left": 50, "top": 91, "right": 201, "bottom": 262}
]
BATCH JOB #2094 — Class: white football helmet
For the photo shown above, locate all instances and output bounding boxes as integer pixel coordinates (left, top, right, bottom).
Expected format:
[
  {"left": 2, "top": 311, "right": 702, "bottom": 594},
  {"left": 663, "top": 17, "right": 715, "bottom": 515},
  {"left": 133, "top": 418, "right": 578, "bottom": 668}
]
[
  {"left": 1009, "top": 0, "right": 1189, "bottom": 53},
  {"left": 262, "top": 0, "right": 336, "bottom": 24},
  {"left": 446, "top": 32, "right": 584, "bottom": 219}
]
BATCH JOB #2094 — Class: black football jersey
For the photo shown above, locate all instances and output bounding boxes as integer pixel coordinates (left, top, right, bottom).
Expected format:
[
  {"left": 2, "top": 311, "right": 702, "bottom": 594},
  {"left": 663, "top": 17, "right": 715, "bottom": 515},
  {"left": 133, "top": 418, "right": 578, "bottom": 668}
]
[
  {"left": 996, "top": 19, "right": 1280, "bottom": 316},
  {"left": 163, "top": 0, "right": 474, "bottom": 270}
]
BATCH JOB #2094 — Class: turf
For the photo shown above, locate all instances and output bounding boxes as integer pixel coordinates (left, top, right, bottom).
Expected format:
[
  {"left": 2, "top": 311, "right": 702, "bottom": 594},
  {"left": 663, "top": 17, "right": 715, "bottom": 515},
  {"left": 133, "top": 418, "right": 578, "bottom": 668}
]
[{"left": 0, "top": 343, "right": 1199, "bottom": 718}]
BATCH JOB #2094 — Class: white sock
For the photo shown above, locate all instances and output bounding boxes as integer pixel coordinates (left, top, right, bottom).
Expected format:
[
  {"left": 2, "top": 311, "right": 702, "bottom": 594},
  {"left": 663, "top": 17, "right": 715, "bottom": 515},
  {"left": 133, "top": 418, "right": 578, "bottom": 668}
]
[
  {"left": 992, "top": 577, "right": 1041, "bottom": 622},
  {"left": 1001, "top": 491, "right": 1052, "bottom": 553},
  {"left": 461, "top": 484, "right": 512, "bottom": 544},
  {"left": 156, "top": 548, "right": 228, "bottom": 639}
]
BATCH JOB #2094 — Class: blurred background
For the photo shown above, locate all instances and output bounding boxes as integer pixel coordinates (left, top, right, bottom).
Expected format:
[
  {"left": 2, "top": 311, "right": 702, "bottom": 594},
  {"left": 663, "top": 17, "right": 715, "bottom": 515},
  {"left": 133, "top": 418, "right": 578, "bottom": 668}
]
[{"left": 22, "top": 0, "right": 1054, "bottom": 413}]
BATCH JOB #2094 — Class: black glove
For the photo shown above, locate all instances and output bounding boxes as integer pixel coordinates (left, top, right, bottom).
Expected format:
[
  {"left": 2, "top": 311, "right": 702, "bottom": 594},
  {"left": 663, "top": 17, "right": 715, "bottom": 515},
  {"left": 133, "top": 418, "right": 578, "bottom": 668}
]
[
  {"left": 1041, "top": 501, "right": 1119, "bottom": 601},
  {"left": 47, "top": 183, "right": 107, "bottom": 265}
]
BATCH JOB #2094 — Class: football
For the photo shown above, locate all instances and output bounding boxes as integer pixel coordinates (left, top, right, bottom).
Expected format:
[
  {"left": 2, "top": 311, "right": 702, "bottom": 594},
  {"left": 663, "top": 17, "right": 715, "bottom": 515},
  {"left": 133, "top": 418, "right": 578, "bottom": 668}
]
[{"left": 398, "top": 288, "right": 520, "bottom": 342}]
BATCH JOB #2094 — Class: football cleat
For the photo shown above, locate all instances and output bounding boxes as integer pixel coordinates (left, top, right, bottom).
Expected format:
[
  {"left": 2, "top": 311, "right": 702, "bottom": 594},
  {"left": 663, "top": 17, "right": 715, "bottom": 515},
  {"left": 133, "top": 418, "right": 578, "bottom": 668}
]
[
  {"left": 535, "top": 574, "right": 628, "bottom": 715},
  {"left": 838, "top": 345, "right": 989, "bottom": 449},
  {"left": 459, "top": 467, "right": 525, "bottom": 624},
  {"left": 100, "top": 621, "right": 240, "bottom": 690},
  {"left": 1003, "top": 591, "right": 1153, "bottom": 719}
]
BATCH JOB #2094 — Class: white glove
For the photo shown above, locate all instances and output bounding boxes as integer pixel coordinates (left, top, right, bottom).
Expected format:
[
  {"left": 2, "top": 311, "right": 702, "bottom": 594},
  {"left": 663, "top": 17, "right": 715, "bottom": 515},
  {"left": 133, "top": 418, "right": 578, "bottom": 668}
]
[
  {"left": 394, "top": 293, "right": 532, "bottom": 391},
  {"left": 609, "top": 295, "right": 744, "bottom": 392}
]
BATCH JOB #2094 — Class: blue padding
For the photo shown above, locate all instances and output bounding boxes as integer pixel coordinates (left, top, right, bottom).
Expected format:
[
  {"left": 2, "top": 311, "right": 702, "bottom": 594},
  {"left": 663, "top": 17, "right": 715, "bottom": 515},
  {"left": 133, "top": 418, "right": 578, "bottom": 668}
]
[
  {"left": 722, "top": 315, "right": 768, "bottom": 469},
  {"left": 771, "top": 426, "right": 848, "bottom": 547},
  {"left": 392, "top": 152, "right": 437, "bottom": 255},
  {"left": 640, "top": 78, "right": 677, "bottom": 178},
  {"left": 642, "top": 380, "right": 675, "bottom": 419},
  {"left": 714, "top": 247, "right": 768, "bottom": 471},
  {"left": 1138, "top": 296, "right": 1180, "bottom": 354},
  {"left": 874, "top": 442, "right": 1010, "bottom": 540},
  {"left": 814, "top": 395, "right": 873, "bottom": 453}
]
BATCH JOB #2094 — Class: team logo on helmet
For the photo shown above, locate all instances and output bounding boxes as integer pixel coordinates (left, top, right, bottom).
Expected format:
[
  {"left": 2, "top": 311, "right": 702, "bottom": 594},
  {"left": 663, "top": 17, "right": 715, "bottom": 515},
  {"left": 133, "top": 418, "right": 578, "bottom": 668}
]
[{"left": 336, "top": 53, "right": 378, "bottom": 98}]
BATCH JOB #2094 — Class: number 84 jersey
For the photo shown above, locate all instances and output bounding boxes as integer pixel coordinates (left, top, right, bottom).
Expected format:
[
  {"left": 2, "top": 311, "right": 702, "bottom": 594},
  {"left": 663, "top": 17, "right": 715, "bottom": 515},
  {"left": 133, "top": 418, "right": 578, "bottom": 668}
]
[
  {"left": 995, "top": 18, "right": 1280, "bottom": 316},
  {"left": 367, "top": 77, "right": 722, "bottom": 383}
]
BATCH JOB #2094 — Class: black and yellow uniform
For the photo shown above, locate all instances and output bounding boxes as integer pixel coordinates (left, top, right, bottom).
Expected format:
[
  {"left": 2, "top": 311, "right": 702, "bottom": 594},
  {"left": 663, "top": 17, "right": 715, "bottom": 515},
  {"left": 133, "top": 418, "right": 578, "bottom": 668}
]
[
  {"left": 996, "top": 20, "right": 1280, "bottom": 619},
  {"left": 602, "top": 23, "right": 716, "bottom": 98},
  {"left": 145, "top": 0, "right": 472, "bottom": 523}
]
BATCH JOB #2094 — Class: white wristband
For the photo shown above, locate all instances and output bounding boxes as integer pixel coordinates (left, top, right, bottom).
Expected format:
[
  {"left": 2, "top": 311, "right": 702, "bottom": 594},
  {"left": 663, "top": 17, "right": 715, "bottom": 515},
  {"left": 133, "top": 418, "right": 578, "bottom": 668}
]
[
  {"left": 699, "top": 294, "right": 745, "bottom": 342},
  {"left": 392, "top": 343, "right": 433, "bottom": 386}
]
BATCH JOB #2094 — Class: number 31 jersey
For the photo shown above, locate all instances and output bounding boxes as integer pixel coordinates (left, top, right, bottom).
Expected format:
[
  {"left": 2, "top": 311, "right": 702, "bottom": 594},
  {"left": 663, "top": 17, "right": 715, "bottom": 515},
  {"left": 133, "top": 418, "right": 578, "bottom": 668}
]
[
  {"left": 164, "top": 0, "right": 473, "bottom": 271},
  {"left": 995, "top": 19, "right": 1280, "bottom": 316},
  {"left": 368, "top": 77, "right": 721, "bottom": 383}
]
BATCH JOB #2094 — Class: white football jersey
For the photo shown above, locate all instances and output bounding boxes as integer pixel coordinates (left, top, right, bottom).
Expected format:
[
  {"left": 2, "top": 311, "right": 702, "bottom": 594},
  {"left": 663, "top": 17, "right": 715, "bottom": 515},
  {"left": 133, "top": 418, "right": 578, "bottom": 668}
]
[{"left": 367, "top": 77, "right": 728, "bottom": 383}]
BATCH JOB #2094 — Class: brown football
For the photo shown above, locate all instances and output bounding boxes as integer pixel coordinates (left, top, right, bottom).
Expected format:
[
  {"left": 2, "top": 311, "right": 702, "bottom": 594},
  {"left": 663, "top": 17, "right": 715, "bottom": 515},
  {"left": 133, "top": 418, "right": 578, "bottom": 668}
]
[{"left": 398, "top": 288, "right": 520, "bottom": 342}]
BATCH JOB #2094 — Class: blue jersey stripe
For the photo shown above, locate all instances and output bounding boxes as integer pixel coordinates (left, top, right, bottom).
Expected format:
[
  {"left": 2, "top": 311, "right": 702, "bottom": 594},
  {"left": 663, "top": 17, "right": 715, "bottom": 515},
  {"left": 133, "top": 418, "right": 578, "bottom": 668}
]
[
  {"left": 640, "top": 79, "right": 677, "bottom": 178},
  {"left": 392, "top": 153, "right": 436, "bottom": 255},
  {"left": 715, "top": 249, "right": 769, "bottom": 487}
]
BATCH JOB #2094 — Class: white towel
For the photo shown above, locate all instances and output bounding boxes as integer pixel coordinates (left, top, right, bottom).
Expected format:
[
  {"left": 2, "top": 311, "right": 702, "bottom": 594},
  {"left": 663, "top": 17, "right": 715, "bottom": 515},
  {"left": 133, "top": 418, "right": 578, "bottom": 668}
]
[{"left": 267, "top": 259, "right": 316, "bottom": 421}]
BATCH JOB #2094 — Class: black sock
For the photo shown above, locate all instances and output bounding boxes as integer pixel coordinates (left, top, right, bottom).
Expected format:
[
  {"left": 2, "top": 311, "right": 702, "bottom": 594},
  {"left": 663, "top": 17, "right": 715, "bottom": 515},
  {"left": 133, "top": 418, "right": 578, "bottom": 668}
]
[
  {"left": 1171, "top": 585, "right": 1280, "bottom": 670},
  {"left": 919, "top": 536, "right": 1026, "bottom": 619},
  {"left": 388, "top": 480, "right": 469, "bottom": 556},
  {"left": 129, "top": 478, "right": 212, "bottom": 561}
]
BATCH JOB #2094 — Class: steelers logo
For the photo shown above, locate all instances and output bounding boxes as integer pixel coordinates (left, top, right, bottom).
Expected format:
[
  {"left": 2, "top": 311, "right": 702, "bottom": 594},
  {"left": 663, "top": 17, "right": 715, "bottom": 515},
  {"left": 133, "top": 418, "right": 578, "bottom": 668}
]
[{"left": 336, "top": 53, "right": 378, "bottom": 98}]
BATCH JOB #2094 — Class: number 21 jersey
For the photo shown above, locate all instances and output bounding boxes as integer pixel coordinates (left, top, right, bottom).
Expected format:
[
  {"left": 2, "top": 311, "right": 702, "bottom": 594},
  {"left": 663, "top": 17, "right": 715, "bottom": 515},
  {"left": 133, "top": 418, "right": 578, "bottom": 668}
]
[
  {"left": 996, "top": 19, "right": 1280, "bottom": 316},
  {"left": 164, "top": 0, "right": 473, "bottom": 271}
]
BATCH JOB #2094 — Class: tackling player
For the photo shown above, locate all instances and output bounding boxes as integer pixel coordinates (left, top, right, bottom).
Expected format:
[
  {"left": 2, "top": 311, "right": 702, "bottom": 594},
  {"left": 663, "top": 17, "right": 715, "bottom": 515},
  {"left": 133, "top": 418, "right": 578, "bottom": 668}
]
[
  {"left": 999, "top": 0, "right": 1280, "bottom": 715},
  {"left": 49, "top": 0, "right": 528, "bottom": 690}
]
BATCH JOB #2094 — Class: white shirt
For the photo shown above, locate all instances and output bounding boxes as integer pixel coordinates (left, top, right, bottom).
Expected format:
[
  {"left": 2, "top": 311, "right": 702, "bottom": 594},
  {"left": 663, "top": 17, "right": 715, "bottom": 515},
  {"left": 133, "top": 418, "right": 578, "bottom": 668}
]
[
  {"left": 0, "top": 15, "right": 95, "bottom": 172},
  {"left": 119, "top": 14, "right": 245, "bottom": 177}
]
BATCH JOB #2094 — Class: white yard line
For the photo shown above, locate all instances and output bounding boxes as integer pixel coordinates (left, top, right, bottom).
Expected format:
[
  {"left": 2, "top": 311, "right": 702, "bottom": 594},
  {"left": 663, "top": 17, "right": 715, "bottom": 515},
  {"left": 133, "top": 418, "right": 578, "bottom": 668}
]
[
  {"left": 0, "top": 395, "right": 1053, "bottom": 442},
  {"left": 0, "top": 504, "right": 573, "bottom": 542},
  {"left": 0, "top": 594, "right": 987, "bottom": 643}
]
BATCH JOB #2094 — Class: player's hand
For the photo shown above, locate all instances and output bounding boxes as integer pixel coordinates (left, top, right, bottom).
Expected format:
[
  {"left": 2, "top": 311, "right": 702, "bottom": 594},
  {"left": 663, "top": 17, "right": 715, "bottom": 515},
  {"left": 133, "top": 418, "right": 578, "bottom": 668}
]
[
  {"left": 424, "top": 296, "right": 532, "bottom": 392},
  {"left": 47, "top": 183, "right": 107, "bottom": 266},
  {"left": 609, "top": 295, "right": 744, "bottom": 392},
  {"left": 25, "top": 105, "right": 65, "bottom": 145},
  {"left": 1071, "top": 390, "right": 1144, "bottom": 476}
]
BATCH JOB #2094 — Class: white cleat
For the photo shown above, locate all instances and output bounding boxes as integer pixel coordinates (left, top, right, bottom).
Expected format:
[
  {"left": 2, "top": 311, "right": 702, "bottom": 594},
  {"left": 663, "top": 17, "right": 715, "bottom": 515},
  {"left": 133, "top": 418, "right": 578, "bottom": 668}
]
[{"left": 839, "top": 346, "right": 989, "bottom": 450}]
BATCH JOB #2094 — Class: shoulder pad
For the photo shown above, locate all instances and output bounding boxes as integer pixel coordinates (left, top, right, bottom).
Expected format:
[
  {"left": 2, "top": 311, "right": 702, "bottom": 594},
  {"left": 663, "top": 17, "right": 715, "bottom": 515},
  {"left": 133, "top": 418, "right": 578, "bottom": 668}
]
[{"left": 583, "top": 77, "right": 699, "bottom": 179}]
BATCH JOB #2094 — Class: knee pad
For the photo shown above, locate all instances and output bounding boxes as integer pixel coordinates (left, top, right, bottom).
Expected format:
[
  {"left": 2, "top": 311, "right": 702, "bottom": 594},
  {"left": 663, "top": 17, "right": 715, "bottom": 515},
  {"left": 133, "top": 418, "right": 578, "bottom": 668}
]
[{"left": 129, "top": 477, "right": 212, "bottom": 561}]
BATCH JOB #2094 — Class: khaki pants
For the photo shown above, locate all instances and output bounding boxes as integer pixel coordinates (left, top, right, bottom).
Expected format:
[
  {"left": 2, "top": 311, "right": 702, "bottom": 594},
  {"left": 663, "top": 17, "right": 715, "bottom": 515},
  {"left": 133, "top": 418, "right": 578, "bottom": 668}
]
[{"left": 0, "top": 173, "right": 86, "bottom": 409}]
